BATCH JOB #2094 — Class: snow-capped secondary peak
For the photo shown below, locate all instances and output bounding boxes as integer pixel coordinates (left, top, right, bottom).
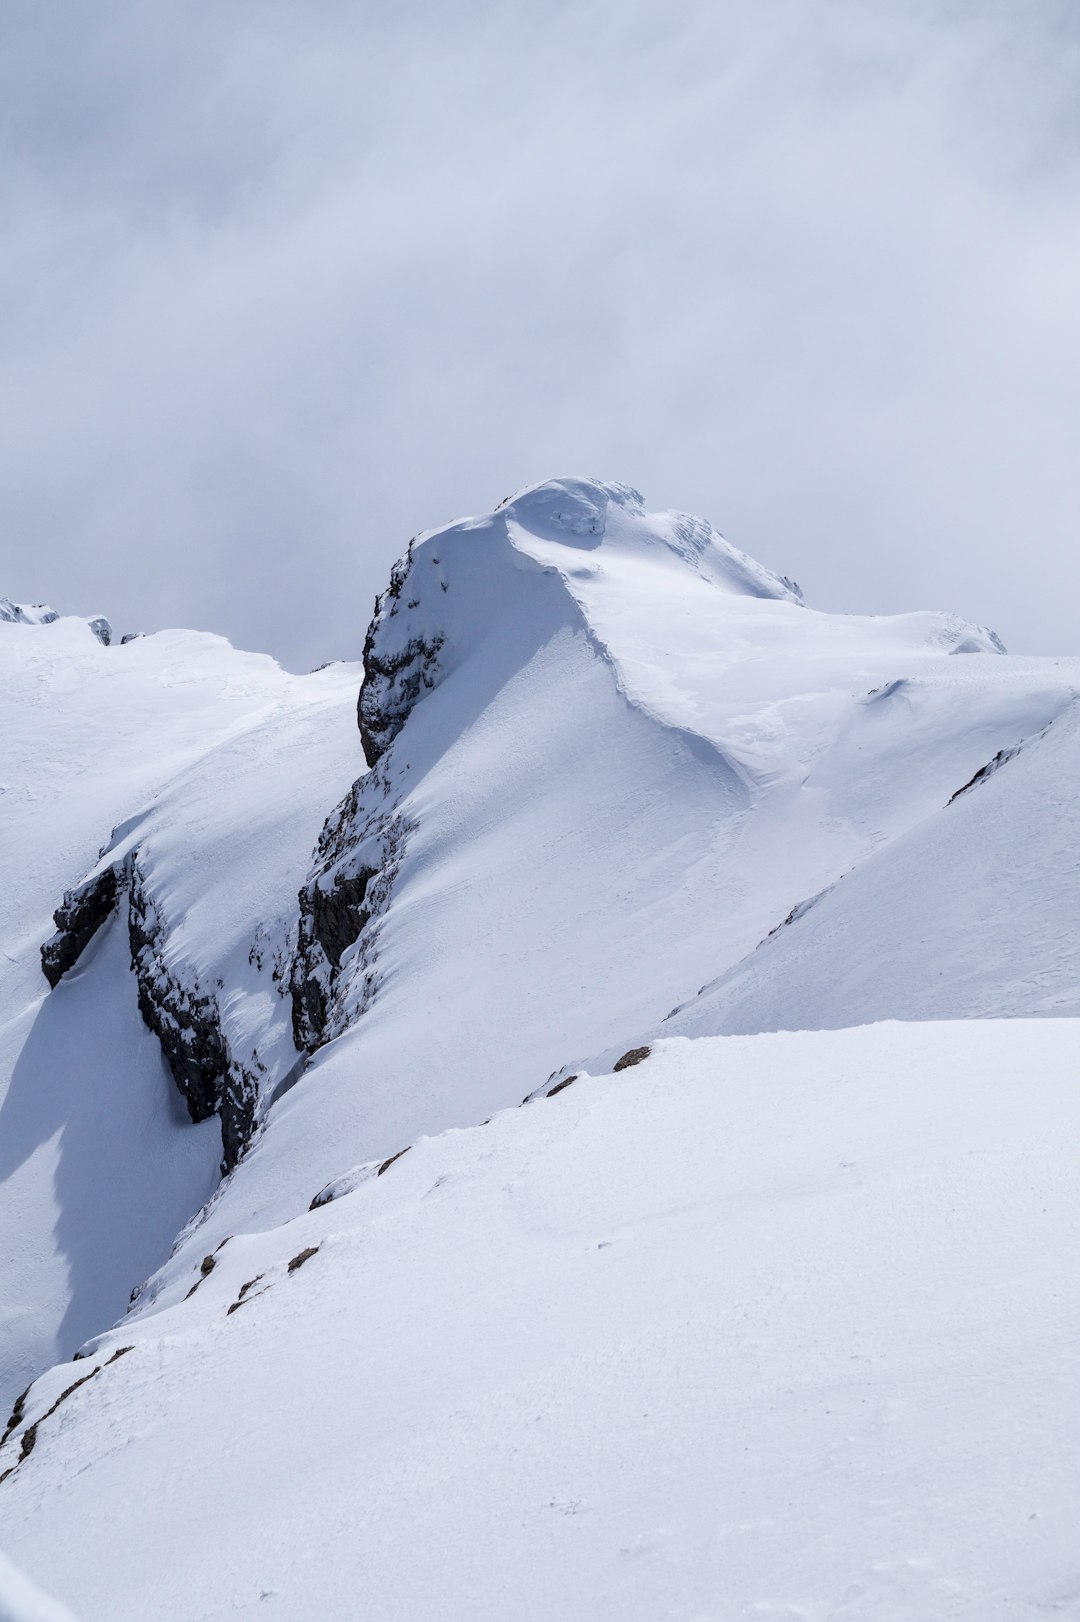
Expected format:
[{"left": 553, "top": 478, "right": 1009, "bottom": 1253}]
[
  {"left": 1, "top": 599, "right": 112, "bottom": 645},
  {"left": 0, "top": 598, "right": 59, "bottom": 626}
]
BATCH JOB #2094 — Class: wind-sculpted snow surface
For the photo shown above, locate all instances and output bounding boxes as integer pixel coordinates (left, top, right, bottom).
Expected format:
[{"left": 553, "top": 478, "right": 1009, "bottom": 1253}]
[{"left": 3, "top": 1025, "right": 1080, "bottom": 1621}]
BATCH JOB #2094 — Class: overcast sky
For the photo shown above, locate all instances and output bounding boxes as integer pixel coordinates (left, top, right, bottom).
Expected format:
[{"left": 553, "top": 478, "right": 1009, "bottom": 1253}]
[{"left": 2, "top": 0, "right": 1078, "bottom": 668}]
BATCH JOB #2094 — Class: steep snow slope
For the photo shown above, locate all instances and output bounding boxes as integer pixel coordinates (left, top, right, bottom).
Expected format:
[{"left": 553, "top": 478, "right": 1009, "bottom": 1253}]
[
  {"left": 659, "top": 695, "right": 1080, "bottom": 1039},
  {"left": 0, "top": 614, "right": 362, "bottom": 1405},
  {"left": 3, "top": 1024, "right": 1078, "bottom": 1622},
  {"left": 152, "top": 478, "right": 1080, "bottom": 1270}
]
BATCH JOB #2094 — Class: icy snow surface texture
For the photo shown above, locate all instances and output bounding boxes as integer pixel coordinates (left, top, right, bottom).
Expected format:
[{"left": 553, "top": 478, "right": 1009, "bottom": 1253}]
[{"left": 2, "top": 476, "right": 1080, "bottom": 1620}]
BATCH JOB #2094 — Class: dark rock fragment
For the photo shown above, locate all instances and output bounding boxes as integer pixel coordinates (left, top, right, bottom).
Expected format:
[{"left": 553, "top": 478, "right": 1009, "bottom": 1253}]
[
  {"left": 547, "top": 1074, "right": 578, "bottom": 1098},
  {"left": 41, "top": 865, "right": 119, "bottom": 987},
  {"left": 287, "top": 1246, "right": 320, "bottom": 1274},
  {"left": 613, "top": 1046, "right": 651, "bottom": 1073},
  {"left": 377, "top": 1146, "right": 411, "bottom": 1176}
]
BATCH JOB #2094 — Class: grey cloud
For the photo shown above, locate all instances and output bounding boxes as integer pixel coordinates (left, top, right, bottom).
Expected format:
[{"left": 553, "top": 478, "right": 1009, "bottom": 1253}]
[{"left": 1, "top": 0, "right": 1078, "bottom": 668}]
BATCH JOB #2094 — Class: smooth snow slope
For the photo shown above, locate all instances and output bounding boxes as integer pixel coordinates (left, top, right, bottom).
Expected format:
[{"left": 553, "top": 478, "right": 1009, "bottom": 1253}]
[
  {"left": 0, "top": 615, "right": 362, "bottom": 1405},
  {"left": 0, "top": 1550, "right": 78, "bottom": 1622},
  {"left": 145, "top": 479, "right": 1080, "bottom": 1274},
  {"left": 2, "top": 1023, "right": 1077, "bottom": 1622},
  {"left": 659, "top": 694, "right": 1080, "bottom": 1039}
]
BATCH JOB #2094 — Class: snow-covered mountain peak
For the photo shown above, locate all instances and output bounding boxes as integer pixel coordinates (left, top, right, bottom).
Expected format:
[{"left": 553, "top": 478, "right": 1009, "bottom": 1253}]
[
  {"left": 500, "top": 475, "right": 802, "bottom": 600},
  {"left": 0, "top": 598, "right": 59, "bottom": 626},
  {"left": 358, "top": 477, "right": 804, "bottom": 764},
  {"left": 1, "top": 599, "right": 112, "bottom": 645}
]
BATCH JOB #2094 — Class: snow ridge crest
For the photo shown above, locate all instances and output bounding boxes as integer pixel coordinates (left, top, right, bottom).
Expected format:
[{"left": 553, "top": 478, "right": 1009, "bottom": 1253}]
[{"left": 357, "top": 476, "right": 799, "bottom": 762}]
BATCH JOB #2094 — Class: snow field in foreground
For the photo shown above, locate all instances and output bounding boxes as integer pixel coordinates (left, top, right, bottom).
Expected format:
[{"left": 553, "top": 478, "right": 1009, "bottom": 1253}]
[{"left": 3, "top": 1020, "right": 1077, "bottom": 1622}]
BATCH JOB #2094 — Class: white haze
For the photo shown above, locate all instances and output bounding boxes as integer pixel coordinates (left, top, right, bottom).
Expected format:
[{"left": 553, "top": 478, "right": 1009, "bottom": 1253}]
[{"left": 1, "top": 0, "right": 1078, "bottom": 669}]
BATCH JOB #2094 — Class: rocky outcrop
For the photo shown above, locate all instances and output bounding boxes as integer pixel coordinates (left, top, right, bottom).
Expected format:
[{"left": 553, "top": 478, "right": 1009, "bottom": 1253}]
[
  {"left": 357, "top": 543, "right": 444, "bottom": 765},
  {"left": 290, "top": 759, "right": 412, "bottom": 1053},
  {"left": 42, "top": 848, "right": 261, "bottom": 1171},
  {"left": 127, "top": 856, "right": 261, "bottom": 1170},
  {"left": 41, "top": 867, "right": 121, "bottom": 987},
  {"left": 127, "top": 857, "right": 228, "bottom": 1125}
]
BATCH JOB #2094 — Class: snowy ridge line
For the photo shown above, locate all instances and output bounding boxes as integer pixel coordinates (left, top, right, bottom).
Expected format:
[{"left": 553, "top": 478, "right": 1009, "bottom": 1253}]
[
  {"left": 29, "top": 1038, "right": 661, "bottom": 1373},
  {"left": 652, "top": 692, "right": 1080, "bottom": 1041},
  {"left": 1, "top": 598, "right": 112, "bottom": 645},
  {"left": 568, "top": 609, "right": 759, "bottom": 802},
  {"left": 0, "top": 599, "right": 59, "bottom": 627},
  {"left": 942, "top": 697, "right": 1075, "bottom": 805},
  {"left": 292, "top": 478, "right": 773, "bottom": 1065}
]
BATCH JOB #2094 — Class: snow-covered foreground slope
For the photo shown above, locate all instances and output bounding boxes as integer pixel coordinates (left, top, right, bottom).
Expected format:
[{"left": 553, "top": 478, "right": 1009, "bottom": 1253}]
[
  {"left": 0, "top": 614, "right": 362, "bottom": 1404},
  {"left": 3, "top": 1023, "right": 1078, "bottom": 1622},
  {"left": 0, "top": 1549, "right": 77, "bottom": 1622}
]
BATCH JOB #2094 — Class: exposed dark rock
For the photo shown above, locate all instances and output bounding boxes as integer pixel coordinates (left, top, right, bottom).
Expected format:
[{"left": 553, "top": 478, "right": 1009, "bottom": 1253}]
[
  {"left": 128, "top": 854, "right": 259, "bottom": 1170},
  {"left": 547, "top": 1074, "right": 578, "bottom": 1098},
  {"left": 87, "top": 616, "right": 112, "bottom": 647},
  {"left": 42, "top": 833, "right": 266, "bottom": 1171},
  {"left": 287, "top": 1246, "right": 320, "bottom": 1273},
  {"left": 41, "top": 865, "right": 120, "bottom": 987},
  {"left": 358, "top": 629, "right": 443, "bottom": 765},
  {"left": 947, "top": 744, "right": 1023, "bottom": 805},
  {"left": 377, "top": 1146, "right": 411, "bottom": 1176},
  {"left": 613, "top": 1046, "right": 651, "bottom": 1073},
  {"left": 311, "top": 867, "right": 377, "bottom": 969},
  {"left": 290, "top": 765, "right": 412, "bottom": 1054},
  {"left": 227, "top": 1275, "right": 266, "bottom": 1315},
  {"left": 1, "top": 1386, "right": 30, "bottom": 1448},
  {"left": 130, "top": 864, "right": 228, "bottom": 1126},
  {"left": 356, "top": 541, "right": 445, "bottom": 765}
]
